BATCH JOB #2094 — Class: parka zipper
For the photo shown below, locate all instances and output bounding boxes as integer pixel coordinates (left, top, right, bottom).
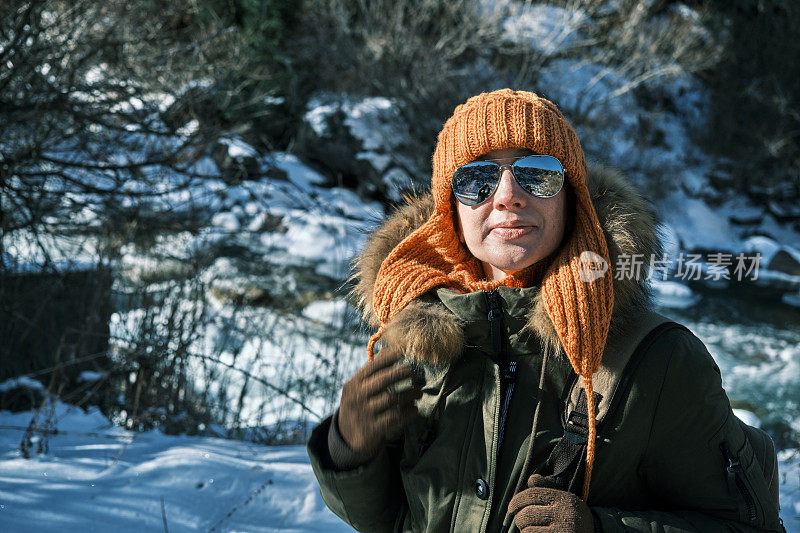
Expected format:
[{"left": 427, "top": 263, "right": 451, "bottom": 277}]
[
  {"left": 498, "top": 361, "right": 517, "bottom": 448},
  {"left": 720, "top": 441, "right": 758, "bottom": 523},
  {"left": 486, "top": 289, "right": 517, "bottom": 450}
]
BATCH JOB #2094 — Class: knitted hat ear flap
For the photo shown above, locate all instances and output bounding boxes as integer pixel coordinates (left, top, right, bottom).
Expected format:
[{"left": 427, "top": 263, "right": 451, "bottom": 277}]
[
  {"left": 540, "top": 180, "right": 614, "bottom": 501},
  {"left": 366, "top": 209, "right": 478, "bottom": 359}
]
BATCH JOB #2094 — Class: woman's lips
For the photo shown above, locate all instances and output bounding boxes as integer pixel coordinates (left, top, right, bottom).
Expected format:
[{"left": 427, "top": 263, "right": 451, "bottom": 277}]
[{"left": 490, "top": 226, "right": 535, "bottom": 239}]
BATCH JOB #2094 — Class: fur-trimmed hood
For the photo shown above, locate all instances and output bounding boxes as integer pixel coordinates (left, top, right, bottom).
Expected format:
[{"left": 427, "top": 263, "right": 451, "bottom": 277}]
[{"left": 350, "top": 163, "right": 663, "bottom": 368}]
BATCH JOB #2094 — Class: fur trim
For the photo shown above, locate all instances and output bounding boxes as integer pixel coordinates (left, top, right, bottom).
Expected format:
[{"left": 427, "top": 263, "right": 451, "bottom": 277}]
[
  {"left": 350, "top": 163, "right": 662, "bottom": 368},
  {"left": 380, "top": 300, "right": 465, "bottom": 371},
  {"left": 350, "top": 194, "right": 434, "bottom": 329}
]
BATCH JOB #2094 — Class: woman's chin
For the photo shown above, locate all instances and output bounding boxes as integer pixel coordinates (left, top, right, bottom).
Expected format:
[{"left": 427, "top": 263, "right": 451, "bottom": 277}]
[
  {"left": 483, "top": 244, "right": 545, "bottom": 270},
  {"left": 485, "top": 254, "right": 543, "bottom": 273}
]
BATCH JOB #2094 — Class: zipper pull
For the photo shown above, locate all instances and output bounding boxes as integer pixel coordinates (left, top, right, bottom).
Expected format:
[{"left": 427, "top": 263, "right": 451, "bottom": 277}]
[
  {"left": 720, "top": 441, "right": 758, "bottom": 522},
  {"left": 485, "top": 289, "right": 504, "bottom": 357},
  {"left": 498, "top": 360, "right": 517, "bottom": 449},
  {"left": 721, "top": 441, "right": 741, "bottom": 473},
  {"left": 502, "top": 360, "right": 517, "bottom": 385}
]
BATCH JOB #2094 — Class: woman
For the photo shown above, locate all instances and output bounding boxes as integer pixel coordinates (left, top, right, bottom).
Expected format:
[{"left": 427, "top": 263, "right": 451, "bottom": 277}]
[{"left": 307, "top": 89, "right": 783, "bottom": 532}]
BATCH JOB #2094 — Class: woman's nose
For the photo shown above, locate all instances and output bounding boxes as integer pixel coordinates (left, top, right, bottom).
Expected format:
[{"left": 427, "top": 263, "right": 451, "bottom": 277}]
[{"left": 492, "top": 168, "right": 527, "bottom": 209}]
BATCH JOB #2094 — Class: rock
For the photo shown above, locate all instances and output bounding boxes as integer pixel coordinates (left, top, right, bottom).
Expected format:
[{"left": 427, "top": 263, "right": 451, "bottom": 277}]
[
  {"left": 0, "top": 378, "right": 46, "bottom": 412},
  {"left": 247, "top": 213, "right": 286, "bottom": 233},
  {"left": 211, "top": 137, "right": 261, "bottom": 185},
  {"left": 782, "top": 290, "right": 800, "bottom": 308},
  {"left": 211, "top": 212, "right": 241, "bottom": 232},
  {"left": 650, "top": 279, "right": 700, "bottom": 309},
  {"left": 733, "top": 409, "right": 762, "bottom": 428},
  {"left": 768, "top": 200, "right": 800, "bottom": 224},
  {"left": 296, "top": 94, "right": 419, "bottom": 201},
  {"left": 741, "top": 236, "right": 800, "bottom": 292},
  {"left": 768, "top": 249, "right": 800, "bottom": 277}
]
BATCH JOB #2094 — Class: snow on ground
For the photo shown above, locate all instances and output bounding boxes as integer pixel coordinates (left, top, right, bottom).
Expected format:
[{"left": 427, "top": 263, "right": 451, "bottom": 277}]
[
  {"left": 660, "top": 189, "right": 737, "bottom": 252},
  {"left": 301, "top": 299, "right": 351, "bottom": 328},
  {"left": 109, "top": 296, "right": 365, "bottom": 430},
  {"left": 0, "top": 400, "right": 349, "bottom": 533},
  {"left": 1, "top": 397, "right": 798, "bottom": 531}
]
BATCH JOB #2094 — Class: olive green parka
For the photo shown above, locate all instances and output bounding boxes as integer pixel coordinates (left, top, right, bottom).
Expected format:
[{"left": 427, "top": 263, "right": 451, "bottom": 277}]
[{"left": 307, "top": 164, "right": 783, "bottom": 532}]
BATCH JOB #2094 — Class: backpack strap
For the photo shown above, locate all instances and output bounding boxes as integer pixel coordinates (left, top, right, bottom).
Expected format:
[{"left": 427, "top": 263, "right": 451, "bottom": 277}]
[
  {"left": 537, "top": 308, "right": 691, "bottom": 495},
  {"left": 565, "top": 308, "right": 681, "bottom": 425}
]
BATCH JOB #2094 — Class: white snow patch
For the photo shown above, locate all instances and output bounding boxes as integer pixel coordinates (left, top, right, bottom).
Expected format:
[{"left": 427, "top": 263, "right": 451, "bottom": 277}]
[
  {"left": 501, "top": 3, "right": 589, "bottom": 56},
  {"left": 263, "top": 95, "right": 285, "bottom": 106},
  {"left": 302, "top": 299, "right": 349, "bottom": 327},
  {"left": 84, "top": 64, "right": 108, "bottom": 85},
  {"left": 538, "top": 59, "right": 638, "bottom": 129},
  {"left": 660, "top": 190, "right": 737, "bottom": 252},
  {"left": 0, "top": 378, "right": 46, "bottom": 393},
  {"left": 0, "top": 400, "right": 353, "bottom": 532},
  {"left": 783, "top": 290, "right": 800, "bottom": 308},
  {"left": 650, "top": 279, "right": 699, "bottom": 309},
  {"left": 779, "top": 449, "right": 800, "bottom": 530},
  {"left": 304, "top": 95, "right": 408, "bottom": 152},
  {"left": 357, "top": 151, "right": 392, "bottom": 173},
  {"left": 211, "top": 212, "right": 240, "bottom": 232},
  {"left": 219, "top": 137, "right": 258, "bottom": 159},
  {"left": 176, "top": 119, "right": 199, "bottom": 137},
  {"left": 744, "top": 236, "right": 800, "bottom": 269},
  {"left": 733, "top": 409, "right": 761, "bottom": 429},
  {"left": 77, "top": 372, "right": 105, "bottom": 384},
  {"left": 270, "top": 152, "right": 326, "bottom": 187}
]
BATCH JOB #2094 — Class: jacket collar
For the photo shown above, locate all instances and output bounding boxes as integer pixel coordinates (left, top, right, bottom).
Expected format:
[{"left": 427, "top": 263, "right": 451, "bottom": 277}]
[
  {"left": 351, "top": 163, "right": 663, "bottom": 370},
  {"left": 436, "top": 286, "right": 542, "bottom": 358}
]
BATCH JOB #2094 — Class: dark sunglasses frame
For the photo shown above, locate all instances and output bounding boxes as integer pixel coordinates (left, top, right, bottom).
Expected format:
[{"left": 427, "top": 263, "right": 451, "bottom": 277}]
[{"left": 451, "top": 154, "right": 565, "bottom": 207}]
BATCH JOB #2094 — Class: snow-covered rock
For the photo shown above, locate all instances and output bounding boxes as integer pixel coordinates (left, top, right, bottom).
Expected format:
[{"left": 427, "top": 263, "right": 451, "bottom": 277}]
[
  {"left": 743, "top": 236, "right": 800, "bottom": 290},
  {"left": 733, "top": 409, "right": 762, "bottom": 429},
  {"left": 783, "top": 290, "right": 800, "bottom": 308},
  {"left": 650, "top": 279, "right": 700, "bottom": 309},
  {"left": 0, "top": 377, "right": 46, "bottom": 393},
  {"left": 211, "top": 212, "right": 241, "bottom": 232},
  {"left": 302, "top": 94, "right": 417, "bottom": 200}
]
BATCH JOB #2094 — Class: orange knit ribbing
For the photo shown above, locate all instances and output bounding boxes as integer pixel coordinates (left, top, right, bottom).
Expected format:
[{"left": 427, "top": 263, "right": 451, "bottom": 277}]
[
  {"left": 582, "top": 375, "right": 596, "bottom": 502},
  {"left": 367, "top": 89, "right": 613, "bottom": 500}
]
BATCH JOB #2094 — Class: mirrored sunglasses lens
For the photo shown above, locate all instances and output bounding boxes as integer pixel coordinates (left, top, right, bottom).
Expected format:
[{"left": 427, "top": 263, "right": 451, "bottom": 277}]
[
  {"left": 513, "top": 157, "right": 564, "bottom": 197},
  {"left": 452, "top": 163, "right": 499, "bottom": 205}
]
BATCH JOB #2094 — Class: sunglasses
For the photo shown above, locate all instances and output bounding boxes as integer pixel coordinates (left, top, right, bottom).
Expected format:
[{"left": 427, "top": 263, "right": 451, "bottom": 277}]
[{"left": 451, "top": 154, "right": 565, "bottom": 206}]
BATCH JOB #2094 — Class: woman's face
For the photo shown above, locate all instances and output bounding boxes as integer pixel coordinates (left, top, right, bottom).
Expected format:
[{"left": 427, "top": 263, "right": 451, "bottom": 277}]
[{"left": 455, "top": 147, "right": 567, "bottom": 281}]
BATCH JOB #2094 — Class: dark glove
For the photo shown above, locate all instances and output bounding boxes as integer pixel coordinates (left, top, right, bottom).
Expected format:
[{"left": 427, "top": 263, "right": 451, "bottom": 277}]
[
  {"left": 337, "top": 346, "right": 423, "bottom": 456},
  {"left": 508, "top": 474, "right": 596, "bottom": 533}
]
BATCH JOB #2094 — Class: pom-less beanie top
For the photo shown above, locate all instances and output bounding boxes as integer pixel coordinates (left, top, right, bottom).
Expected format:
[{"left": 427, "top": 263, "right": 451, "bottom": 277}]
[{"left": 367, "top": 88, "right": 614, "bottom": 500}]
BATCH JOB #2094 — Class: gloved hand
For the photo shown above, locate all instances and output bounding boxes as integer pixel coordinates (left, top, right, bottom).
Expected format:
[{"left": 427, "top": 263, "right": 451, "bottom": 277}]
[
  {"left": 508, "top": 474, "right": 596, "bottom": 533},
  {"left": 337, "top": 346, "right": 423, "bottom": 456}
]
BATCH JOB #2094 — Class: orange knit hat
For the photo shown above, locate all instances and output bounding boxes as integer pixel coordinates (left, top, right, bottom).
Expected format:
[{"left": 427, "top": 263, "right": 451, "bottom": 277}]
[{"left": 368, "top": 88, "right": 614, "bottom": 500}]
